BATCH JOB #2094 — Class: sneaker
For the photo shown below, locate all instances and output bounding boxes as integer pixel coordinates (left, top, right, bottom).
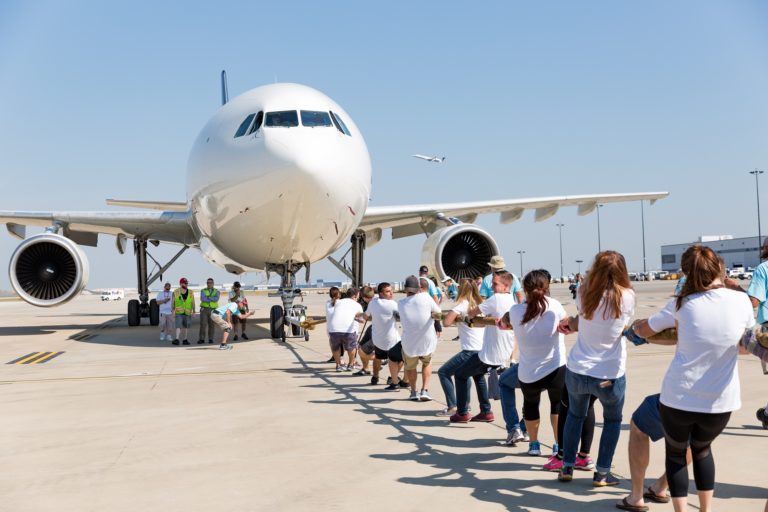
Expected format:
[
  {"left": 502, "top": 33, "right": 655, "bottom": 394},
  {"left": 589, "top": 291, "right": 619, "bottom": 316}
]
[
  {"left": 522, "top": 431, "right": 530, "bottom": 442},
  {"left": 470, "top": 412, "right": 494, "bottom": 422},
  {"left": 408, "top": 390, "right": 419, "bottom": 401},
  {"left": 197, "top": 340, "right": 205, "bottom": 344},
  {"left": 592, "top": 471, "right": 620, "bottom": 487},
  {"left": 208, "top": 339, "right": 214, "bottom": 344},
  {"left": 386, "top": 376, "right": 392, "bottom": 385},
  {"left": 160, "top": 333, "right": 166, "bottom": 341},
  {"left": 502, "top": 432, "right": 518, "bottom": 447},
  {"left": 575, "top": 455, "right": 595, "bottom": 471},
  {"left": 528, "top": 440, "right": 542, "bottom": 456},
  {"left": 384, "top": 383, "right": 399, "bottom": 391},
  {"left": 327, "top": 356, "right": 336, "bottom": 363},
  {"left": 543, "top": 455, "right": 564, "bottom": 471},
  {"left": 336, "top": 365, "right": 344, "bottom": 373},
  {"left": 757, "top": 407, "right": 768, "bottom": 429},
  {"left": 343, "top": 365, "right": 353, "bottom": 372},
  {"left": 219, "top": 343, "right": 232, "bottom": 351},
  {"left": 437, "top": 407, "right": 457, "bottom": 417},
  {"left": 398, "top": 380, "right": 410, "bottom": 388},
  {"left": 182, "top": 340, "right": 190, "bottom": 346},
  {"left": 449, "top": 412, "right": 472, "bottom": 423},
  {"left": 452, "top": 335, "right": 460, "bottom": 341},
  {"left": 558, "top": 466, "right": 574, "bottom": 482},
  {"left": 419, "top": 390, "right": 432, "bottom": 401},
  {"left": 172, "top": 339, "right": 180, "bottom": 345},
  {"left": 233, "top": 335, "right": 239, "bottom": 341},
  {"left": 510, "top": 428, "right": 526, "bottom": 444},
  {"left": 353, "top": 369, "right": 371, "bottom": 376},
  {"left": 370, "top": 376, "right": 379, "bottom": 385},
  {"left": 241, "top": 333, "right": 248, "bottom": 340}
]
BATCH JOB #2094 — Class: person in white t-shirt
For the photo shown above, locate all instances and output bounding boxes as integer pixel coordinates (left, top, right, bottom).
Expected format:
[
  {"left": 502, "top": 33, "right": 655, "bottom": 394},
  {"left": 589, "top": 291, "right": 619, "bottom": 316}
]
[
  {"left": 627, "top": 246, "right": 754, "bottom": 512},
  {"left": 398, "top": 275, "right": 442, "bottom": 402},
  {"left": 503, "top": 269, "right": 567, "bottom": 457},
  {"left": 362, "top": 282, "right": 405, "bottom": 388},
  {"left": 449, "top": 271, "right": 516, "bottom": 424},
  {"left": 327, "top": 288, "right": 365, "bottom": 372},
  {"left": 156, "top": 282, "right": 175, "bottom": 341},
  {"left": 559, "top": 251, "right": 634, "bottom": 487},
  {"left": 436, "top": 279, "right": 485, "bottom": 416}
]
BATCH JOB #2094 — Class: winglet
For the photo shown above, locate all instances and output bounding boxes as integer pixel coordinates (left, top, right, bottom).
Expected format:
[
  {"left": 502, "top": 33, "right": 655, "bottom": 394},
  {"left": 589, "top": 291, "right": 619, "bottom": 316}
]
[{"left": 221, "top": 70, "right": 229, "bottom": 106}]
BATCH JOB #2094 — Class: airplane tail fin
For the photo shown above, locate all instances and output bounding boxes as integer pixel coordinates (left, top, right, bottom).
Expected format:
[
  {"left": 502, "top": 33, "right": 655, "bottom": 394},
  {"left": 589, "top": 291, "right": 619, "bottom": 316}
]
[{"left": 221, "top": 70, "right": 229, "bottom": 106}]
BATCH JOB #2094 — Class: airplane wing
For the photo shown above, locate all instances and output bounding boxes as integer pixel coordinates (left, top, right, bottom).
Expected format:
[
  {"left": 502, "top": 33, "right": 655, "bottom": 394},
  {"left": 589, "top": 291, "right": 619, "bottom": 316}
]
[
  {"left": 0, "top": 210, "right": 198, "bottom": 247},
  {"left": 358, "top": 191, "right": 668, "bottom": 246}
]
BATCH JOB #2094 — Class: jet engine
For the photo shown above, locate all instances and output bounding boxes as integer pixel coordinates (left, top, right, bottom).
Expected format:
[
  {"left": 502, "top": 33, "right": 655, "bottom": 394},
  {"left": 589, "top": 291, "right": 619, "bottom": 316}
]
[
  {"left": 9, "top": 233, "right": 90, "bottom": 307},
  {"left": 421, "top": 224, "right": 499, "bottom": 281}
]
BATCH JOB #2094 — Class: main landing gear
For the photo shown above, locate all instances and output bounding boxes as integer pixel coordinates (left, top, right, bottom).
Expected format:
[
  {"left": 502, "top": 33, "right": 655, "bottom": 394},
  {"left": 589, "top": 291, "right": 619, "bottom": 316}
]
[{"left": 127, "top": 239, "right": 188, "bottom": 327}]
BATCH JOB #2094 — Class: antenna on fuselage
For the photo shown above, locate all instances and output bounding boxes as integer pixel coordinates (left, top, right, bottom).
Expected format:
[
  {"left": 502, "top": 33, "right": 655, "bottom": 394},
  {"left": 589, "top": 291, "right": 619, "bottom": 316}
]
[{"left": 221, "top": 70, "right": 229, "bottom": 106}]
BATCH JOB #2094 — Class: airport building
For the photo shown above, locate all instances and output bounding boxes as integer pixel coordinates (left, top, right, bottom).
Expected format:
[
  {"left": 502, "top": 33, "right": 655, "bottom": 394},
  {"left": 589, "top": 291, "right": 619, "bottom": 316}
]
[{"left": 661, "top": 235, "right": 765, "bottom": 271}]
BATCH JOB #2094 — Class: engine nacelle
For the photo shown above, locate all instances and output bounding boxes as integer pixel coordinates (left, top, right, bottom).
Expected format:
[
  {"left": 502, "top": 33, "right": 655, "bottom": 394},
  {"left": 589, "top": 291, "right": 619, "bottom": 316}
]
[
  {"left": 421, "top": 224, "right": 499, "bottom": 281},
  {"left": 9, "top": 233, "right": 90, "bottom": 307}
]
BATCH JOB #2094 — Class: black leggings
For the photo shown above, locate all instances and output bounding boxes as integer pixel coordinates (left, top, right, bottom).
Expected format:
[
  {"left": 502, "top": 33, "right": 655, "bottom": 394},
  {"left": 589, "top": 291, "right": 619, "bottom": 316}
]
[
  {"left": 557, "top": 382, "right": 596, "bottom": 456},
  {"left": 659, "top": 403, "right": 731, "bottom": 498},
  {"left": 520, "top": 366, "right": 565, "bottom": 421}
]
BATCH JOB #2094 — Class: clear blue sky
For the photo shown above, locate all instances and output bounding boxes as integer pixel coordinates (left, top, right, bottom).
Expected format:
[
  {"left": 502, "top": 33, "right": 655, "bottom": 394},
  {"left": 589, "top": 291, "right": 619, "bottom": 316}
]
[{"left": 1, "top": 1, "right": 767, "bottom": 289}]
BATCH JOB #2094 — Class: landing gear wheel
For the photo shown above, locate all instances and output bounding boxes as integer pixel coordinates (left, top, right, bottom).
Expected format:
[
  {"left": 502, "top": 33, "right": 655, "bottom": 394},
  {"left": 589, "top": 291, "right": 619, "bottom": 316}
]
[
  {"left": 270, "top": 305, "right": 284, "bottom": 339},
  {"left": 127, "top": 299, "right": 140, "bottom": 326},
  {"left": 149, "top": 299, "right": 160, "bottom": 326},
  {"left": 291, "top": 321, "right": 301, "bottom": 336},
  {"left": 304, "top": 330, "right": 310, "bottom": 341}
]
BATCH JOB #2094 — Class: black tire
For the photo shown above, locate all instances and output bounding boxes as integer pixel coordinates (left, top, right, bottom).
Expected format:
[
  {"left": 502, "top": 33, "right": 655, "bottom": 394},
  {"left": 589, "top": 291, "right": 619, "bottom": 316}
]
[
  {"left": 149, "top": 299, "right": 160, "bottom": 326},
  {"left": 269, "top": 305, "right": 284, "bottom": 339},
  {"left": 304, "top": 329, "right": 309, "bottom": 341},
  {"left": 127, "top": 299, "right": 140, "bottom": 326},
  {"left": 291, "top": 320, "right": 301, "bottom": 336}
]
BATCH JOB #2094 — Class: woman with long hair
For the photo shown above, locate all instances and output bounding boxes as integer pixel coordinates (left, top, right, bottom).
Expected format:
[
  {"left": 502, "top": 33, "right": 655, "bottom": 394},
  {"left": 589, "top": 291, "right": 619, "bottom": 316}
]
[
  {"left": 325, "top": 287, "right": 343, "bottom": 364},
  {"left": 506, "top": 270, "right": 567, "bottom": 456},
  {"left": 627, "top": 246, "right": 754, "bottom": 512},
  {"left": 437, "top": 279, "right": 485, "bottom": 416},
  {"left": 558, "top": 250, "right": 634, "bottom": 486}
]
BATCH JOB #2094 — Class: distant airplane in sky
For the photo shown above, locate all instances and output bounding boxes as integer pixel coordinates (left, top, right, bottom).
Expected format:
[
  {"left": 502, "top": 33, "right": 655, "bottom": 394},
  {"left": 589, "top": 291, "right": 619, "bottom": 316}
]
[{"left": 412, "top": 154, "right": 446, "bottom": 163}]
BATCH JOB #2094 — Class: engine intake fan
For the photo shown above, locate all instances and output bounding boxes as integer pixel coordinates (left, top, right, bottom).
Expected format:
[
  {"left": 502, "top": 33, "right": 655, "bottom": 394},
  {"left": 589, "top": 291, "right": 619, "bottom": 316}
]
[{"left": 421, "top": 224, "right": 499, "bottom": 282}]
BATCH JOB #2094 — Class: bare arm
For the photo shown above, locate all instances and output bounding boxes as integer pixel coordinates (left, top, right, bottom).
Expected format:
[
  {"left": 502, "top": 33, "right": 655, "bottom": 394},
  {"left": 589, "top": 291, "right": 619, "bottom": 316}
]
[
  {"left": 443, "top": 310, "right": 460, "bottom": 327},
  {"left": 514, "top": 291, "right": 525, "bottom": 304}
]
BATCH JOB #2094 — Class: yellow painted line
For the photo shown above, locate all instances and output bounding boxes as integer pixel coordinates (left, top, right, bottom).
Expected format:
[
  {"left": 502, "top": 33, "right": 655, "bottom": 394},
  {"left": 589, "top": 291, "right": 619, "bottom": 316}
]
[
  {"left": 13, "top": 352, "right": 47, "bottom": 365},
  {"left": 29, "top": 352, "right": 62, "bottom": 365},
  {"left": 21, "top": 352, "right": 55, "bottom": 365}
]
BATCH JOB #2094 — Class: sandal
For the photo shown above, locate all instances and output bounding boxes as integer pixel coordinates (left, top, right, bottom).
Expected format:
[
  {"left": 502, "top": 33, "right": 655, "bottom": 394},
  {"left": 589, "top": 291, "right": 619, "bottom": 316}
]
[
  {"left": 643, "top": 486, "right": 670, "bottom": 504},
  {"left": 615, "top": 497, "right": 649, "bottom": 512}
]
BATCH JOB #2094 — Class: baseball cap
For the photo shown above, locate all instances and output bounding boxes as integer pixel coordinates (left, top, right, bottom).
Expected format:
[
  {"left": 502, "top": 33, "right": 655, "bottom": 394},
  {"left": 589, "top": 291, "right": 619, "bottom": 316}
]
[
  {"left": 404, "top": 275, "right": 420, "bottom": 293},
  {"left": 419, "top": 265, "right": 429, "bottom": 274},
  {"left": 179, "top": 277, "right": 188, "bottom": 284},
  {"left": 442, "top": 277, "right": 452, "bottom": 283},
  {"left": 488, "top": 255, "right": 506, "bottom": 270}
]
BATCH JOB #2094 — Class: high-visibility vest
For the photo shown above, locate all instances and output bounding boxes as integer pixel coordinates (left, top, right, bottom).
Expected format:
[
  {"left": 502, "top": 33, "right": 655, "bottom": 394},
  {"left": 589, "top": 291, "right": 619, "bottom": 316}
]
[
  {"left": 200, "top": 288, "right": 219, "bottom": 308},
  {"left": 174, "top": 290, "right": 194, "bottom": 315}
]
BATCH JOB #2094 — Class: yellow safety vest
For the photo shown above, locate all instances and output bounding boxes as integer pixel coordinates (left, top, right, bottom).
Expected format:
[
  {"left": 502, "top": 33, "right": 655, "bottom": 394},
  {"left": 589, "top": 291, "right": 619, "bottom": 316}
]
[
  {"left": 200, "top": 288, "right": 219, "bottom": 308},
  {"left": 174, "top": 290, "right": 194, "bottom": 315}
]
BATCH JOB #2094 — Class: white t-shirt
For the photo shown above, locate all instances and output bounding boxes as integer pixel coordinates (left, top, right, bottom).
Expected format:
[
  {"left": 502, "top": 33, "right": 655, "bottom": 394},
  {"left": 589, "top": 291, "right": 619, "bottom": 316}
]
[
  {"left": 567, "top": 288, "right": 635, "bottom": 379},
  {"left": 451, "top": 300, "right": 484, "bottom": 351},
  {"left": 510, "top": 297, "right": 567, "bottom": 383},
  {"left": 156, "top": 290, "right": 174, "bottom": 315},
  {"left": 367, "top": 297, "right": 400, "bottom": 350},
  {"left": 478, "top": 293, "right": 516, "bottom": 366},
  {"left": 648, "top": 288, "right": 755, "bottom": 413},
  {"left": 398, "top": 292, "right": 441, "bottom": 357},
  {"left": 327, "top": 298, "right": 363, "bottom": 334}
]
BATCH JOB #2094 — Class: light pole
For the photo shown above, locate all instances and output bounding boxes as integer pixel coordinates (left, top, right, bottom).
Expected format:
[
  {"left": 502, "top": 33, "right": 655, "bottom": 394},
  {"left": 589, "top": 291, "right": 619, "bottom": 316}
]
[
  {"left": 641, "top": 200, "right": 647, "bottom": 274},
  {"left": 576, "top": 259, "right": 583, "bottom": 274},
  {"left": 517, "top": 250, "right": 525, "bottom": 277},
  {"left": 750, "top": 168, "right": 764, "bottom": 252},
  {"left": 596, "top": 204, "right": 604, "bottom": 252},
  {"left": 556, "top": 223, "right": 565, "bottom": 280}
]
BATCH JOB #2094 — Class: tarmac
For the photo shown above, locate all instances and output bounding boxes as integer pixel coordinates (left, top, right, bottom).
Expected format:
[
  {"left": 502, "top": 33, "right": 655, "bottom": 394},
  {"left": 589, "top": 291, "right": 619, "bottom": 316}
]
[{"left": 0, "top": 281, "right": 766, "bottom": 512}]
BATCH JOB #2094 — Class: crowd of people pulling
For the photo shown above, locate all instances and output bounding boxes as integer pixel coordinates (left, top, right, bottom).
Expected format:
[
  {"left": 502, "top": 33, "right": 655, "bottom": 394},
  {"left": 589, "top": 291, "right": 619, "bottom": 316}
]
[{"left": 324, "top": 249, "right": 768, "bottom": 512}]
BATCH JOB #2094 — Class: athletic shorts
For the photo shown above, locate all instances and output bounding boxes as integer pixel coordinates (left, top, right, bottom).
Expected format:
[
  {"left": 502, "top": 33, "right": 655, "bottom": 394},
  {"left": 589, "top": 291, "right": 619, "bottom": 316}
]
[
  {"left": 387, "top": 342, "right": 404, "bottom": 363},
  {"left": 373, "top": 346, "right": 389, "bottom": 360},
  {"left": 360, "top": 339, "right": 375, "bottom": 355},
  {"left": 329, "top": 332, "right": 358, "bottom": 352},
  {"left": 175, "top": 315, "right": 191, "bottom": 328},
  {"left": 632, "top": 393, "right": 664, "bottom": 442},
  {"left": 403, "top": 350, "right": 433, "bottom": 371}
]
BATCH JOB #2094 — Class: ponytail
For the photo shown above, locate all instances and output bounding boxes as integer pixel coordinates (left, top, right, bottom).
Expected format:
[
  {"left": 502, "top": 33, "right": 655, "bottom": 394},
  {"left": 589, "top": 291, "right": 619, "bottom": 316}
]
[{"left": 521, "top": 270, "right": 550, "bottom": 324}]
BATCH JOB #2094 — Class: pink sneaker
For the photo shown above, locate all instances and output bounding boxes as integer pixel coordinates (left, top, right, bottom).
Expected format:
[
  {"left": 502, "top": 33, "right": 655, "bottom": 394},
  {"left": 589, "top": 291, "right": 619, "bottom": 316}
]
[
  {"left": 574, "top": 455, "right": 595, "bottom": 471},
  {"left": 543, "top": 455, "right": 563, "bottom": 472}
]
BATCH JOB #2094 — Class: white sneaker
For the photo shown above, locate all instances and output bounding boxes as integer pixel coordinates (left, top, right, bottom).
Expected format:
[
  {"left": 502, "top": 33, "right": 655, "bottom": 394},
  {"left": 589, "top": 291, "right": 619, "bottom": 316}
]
[
  {"left": 510, "top": 428, "right": 526, "bottom": 444},
  {"left": 160, "top": 333, "right": 166, "bottom": 341},
  {"left": 419, "top": 390, "right": 432, "bottom": 401},
  {"left": 408, "top": 390, "right": 419, "bottom": 401}
]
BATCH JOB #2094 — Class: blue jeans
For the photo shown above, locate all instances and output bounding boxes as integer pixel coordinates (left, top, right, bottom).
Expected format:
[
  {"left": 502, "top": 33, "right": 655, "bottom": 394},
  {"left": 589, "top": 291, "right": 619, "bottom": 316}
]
[
  {"left": 455, "top": 353, "right": 491, "bottom": 414},
  {"left": 437, "top": 350, "right": 477, "bottom": 409},
  {"left": 562, "top": 369, "right": 625, "bottom": 473},
  {"left": 499, "top": 363, "right": 527, "bottom": 434}
]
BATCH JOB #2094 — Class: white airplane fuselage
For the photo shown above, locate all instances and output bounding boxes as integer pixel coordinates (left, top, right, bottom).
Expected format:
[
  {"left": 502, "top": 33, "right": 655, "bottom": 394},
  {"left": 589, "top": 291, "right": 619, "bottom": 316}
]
[{"left": 187, "top": 84, "right": 372, "bottom": 272}]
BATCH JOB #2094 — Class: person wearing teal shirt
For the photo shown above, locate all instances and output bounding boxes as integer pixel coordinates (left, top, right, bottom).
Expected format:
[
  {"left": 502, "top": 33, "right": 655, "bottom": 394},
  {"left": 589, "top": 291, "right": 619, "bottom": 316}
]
[
  {"left": 480, "top": 255, "right": 524, "bottom": 303},
  {"left": 210, "top": 299, "right": 255, "bottom": 350}
]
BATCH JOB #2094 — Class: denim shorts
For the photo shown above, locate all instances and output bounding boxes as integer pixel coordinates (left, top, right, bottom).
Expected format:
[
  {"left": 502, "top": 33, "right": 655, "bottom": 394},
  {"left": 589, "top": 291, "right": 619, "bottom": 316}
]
[{"left": 631, "top": 393, "right": 664, "bottom": 442}]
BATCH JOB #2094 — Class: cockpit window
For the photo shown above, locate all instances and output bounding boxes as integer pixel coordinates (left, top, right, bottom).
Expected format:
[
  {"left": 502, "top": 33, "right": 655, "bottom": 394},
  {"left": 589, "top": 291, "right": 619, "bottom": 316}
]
[
  {"left": 265, "top": 110, "right": 299, "bottom": 127},
  {"left": 330, "top": 111, "right": 351, "bottom": 136},
  {"left": 247, "top": 111, "right": 264, "bottom": 135},
  {"left": 300, "top": 110, "right": 332, "bottom": 127},
  {"left": 234, "top": 113, "right": 256, "bottom": 138}
]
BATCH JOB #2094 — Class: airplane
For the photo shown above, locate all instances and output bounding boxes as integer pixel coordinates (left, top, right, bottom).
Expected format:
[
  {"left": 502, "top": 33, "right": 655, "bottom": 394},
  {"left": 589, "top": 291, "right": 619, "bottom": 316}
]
[
  {"left": 0, "top": 72, "right": 668, "bottom": 341},
  {"left": 412, "top": 154, "right": 446, "bottom": 163}
]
